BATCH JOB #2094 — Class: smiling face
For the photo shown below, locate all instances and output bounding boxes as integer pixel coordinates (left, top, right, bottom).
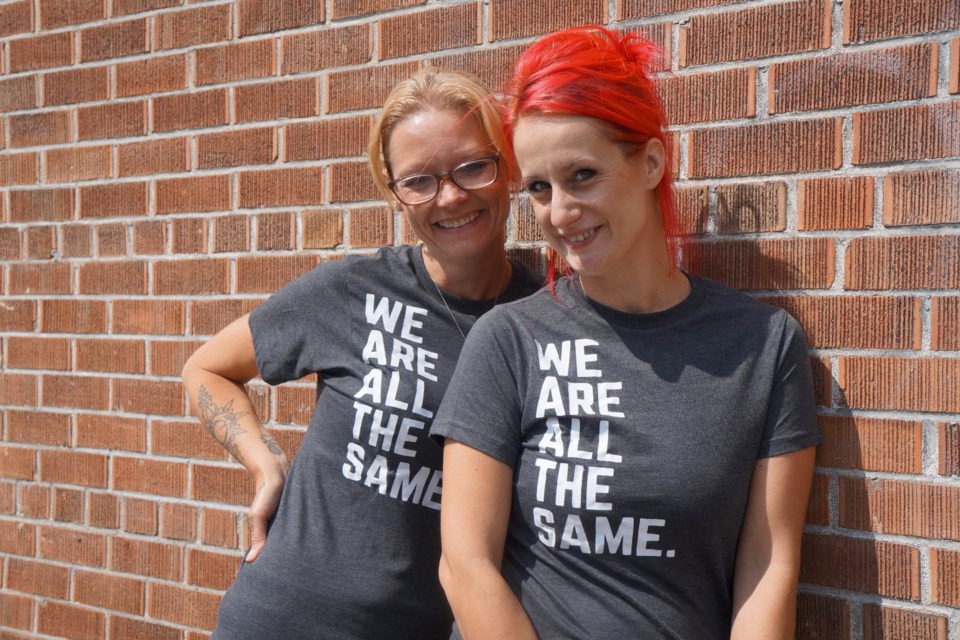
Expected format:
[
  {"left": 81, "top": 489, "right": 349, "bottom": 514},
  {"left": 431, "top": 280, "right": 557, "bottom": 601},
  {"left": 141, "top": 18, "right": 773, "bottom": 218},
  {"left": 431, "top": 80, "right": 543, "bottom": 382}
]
[
  {"left": 512, "top": 114, "right": 667, "bottom": 285},
  {"left": 386, "top": 107, "right": 510, "bottom": 268}
]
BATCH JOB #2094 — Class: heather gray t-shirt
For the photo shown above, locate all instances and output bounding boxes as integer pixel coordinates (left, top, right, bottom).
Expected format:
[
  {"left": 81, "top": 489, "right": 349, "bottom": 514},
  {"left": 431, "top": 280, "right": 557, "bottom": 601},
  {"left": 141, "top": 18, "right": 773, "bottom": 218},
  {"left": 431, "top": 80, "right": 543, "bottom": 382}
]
[
  {"left": 432, "top": 275, "right": 821, "bottom": 640},
  {"left": 212, "top": 245, "right": 542, "bottom": 640}
]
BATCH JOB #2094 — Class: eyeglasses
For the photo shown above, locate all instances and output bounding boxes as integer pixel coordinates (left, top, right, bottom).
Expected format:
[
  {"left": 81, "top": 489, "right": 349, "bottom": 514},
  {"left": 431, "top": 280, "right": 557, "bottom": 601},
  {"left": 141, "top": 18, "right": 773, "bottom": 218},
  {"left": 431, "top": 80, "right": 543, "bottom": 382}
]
[{"left": 389, "top": 156, "right": 499, "bottom": 205}]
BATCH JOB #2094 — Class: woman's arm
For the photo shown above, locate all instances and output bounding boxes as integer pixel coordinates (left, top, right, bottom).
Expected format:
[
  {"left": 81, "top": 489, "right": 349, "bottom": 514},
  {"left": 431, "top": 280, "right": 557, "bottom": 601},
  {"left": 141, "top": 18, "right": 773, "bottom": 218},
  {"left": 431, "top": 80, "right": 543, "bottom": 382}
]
[
  {"left": 439, "top": 441, "right": 538, "bottom": 640},
  {"left": 181, "top": 314, "right": 291, "bottom": 562},
  {"left": 730, "top": 446, "right": 817, "bottom": 640}
]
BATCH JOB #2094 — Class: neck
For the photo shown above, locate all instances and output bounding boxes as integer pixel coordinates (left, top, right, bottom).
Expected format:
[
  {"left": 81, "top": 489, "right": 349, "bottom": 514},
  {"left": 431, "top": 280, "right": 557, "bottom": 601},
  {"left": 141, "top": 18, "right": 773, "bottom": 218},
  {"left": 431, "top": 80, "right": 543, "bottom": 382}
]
[
  {"left": 579, "top": 254, "right": 690, "bottom": 314},
  {"left": 423, "top": 245, "right": 511, "bottom": 301}
]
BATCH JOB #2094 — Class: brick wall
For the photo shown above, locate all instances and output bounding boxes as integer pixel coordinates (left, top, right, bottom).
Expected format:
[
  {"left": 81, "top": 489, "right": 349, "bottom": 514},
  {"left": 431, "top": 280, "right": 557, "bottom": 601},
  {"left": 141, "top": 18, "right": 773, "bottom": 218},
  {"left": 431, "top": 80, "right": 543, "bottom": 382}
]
[{"left": 0, "top": 0, "right": 958, "bottom": 638}]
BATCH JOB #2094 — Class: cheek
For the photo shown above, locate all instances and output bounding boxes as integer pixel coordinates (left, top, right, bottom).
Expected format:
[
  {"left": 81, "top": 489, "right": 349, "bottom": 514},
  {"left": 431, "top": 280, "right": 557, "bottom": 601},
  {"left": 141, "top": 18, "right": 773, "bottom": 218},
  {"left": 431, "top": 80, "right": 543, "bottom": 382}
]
[{"left": 530, "top": 201, "right": 552, "bottom": 227}]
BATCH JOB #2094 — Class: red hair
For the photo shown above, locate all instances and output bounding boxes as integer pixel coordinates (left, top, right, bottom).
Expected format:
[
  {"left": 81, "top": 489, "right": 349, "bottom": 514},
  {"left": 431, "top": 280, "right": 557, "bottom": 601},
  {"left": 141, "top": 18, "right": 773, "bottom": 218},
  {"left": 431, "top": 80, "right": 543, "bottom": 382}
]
[{"left": 504, "top": 25, "right": 686, "bottom": 284}]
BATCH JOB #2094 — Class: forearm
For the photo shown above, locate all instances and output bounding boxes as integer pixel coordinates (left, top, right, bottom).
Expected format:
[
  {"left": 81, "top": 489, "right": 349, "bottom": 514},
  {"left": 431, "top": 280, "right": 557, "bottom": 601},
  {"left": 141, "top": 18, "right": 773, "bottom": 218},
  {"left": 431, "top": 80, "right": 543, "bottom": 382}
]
[
  {"left": 440, "top": 555, "right": 537, "bottom": 640},
  {"left": 730, "top": 560, "right": 799, "bottom": 640}
]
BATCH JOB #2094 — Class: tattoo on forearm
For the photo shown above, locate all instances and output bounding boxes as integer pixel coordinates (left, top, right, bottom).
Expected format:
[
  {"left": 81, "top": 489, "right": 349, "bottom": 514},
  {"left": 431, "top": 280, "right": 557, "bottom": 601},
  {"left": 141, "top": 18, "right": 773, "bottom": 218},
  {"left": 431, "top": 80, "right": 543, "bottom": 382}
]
[
  {"left": 261, "top": 434, "right": 283, "bottom": 456},
  {"left": 198, "top": 385, "right": 249, "bottom": 463}
]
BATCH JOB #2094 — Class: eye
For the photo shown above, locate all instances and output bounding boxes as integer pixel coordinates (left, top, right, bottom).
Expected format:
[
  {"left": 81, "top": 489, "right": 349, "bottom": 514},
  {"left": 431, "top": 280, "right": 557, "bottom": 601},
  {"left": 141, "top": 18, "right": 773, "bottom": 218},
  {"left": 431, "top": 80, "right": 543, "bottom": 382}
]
[
  {"left": 572, "top": 168, "right": 597, "bottom": 183},
  {"left": 396, "top": 175, "right": 435, "bottom": 192},
  {"left": 524, "top": 180, "right": 550, "bottom": 196},
  {"left": 456, "top": 159, "right": 491, "bottom": 176}
]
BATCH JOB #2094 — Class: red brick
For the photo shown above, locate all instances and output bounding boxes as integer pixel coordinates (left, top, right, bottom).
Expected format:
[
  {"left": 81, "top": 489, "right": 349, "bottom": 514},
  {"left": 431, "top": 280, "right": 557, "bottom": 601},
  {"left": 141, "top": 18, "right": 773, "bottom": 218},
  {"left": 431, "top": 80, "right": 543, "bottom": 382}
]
[
  {"left": 149, "top": 582, "right": 220, "bottom": 630},
  {"left": 189, "top": 299, "right": 262, "bottom": 335},
  {"left": 690, "top": 118, "right": 841, "bottom": 178},
  {"left": 112, "top": 378, "right": 184, "bottom": 416},
  {"left": 110, "top": 615, "right": 183, "bottom": 640},
  {"left": 0, "top": 1, "right": 33, "bottom": 38},
  {"left": 172, "top": 217, "right": 208, "bottom": 254},
  {"left": 112, "top": 299, "right": 185, "bottom": 335},
  {"left": 0, "top": 227, "right": 23, "bottom": 259},
  {"left": 883, "top": 168, "right": 960, "bottom": 227},
  {"left": 188, "top": 547, "right": 240, "bottom": 590},
  {"left": 124, "top": 496, "right": 159, "bottom": 535},
  {"left": 18, "top": 483, "right": 49, "bottom": 518},
  {"left": 39, "top": 0, "right": 105, "bottom": 29},
  {"left": 816, "top": 415, "right": 923, "bottom": 474},
  {"left": 75, "top": 569, "right": 145, "bottom": 614},
  {"left": 110, "top": 535, "right": 183, "bottom": 580},
  {"left": 235, "top": 77, "right": 319, "bottom": 123},
  {"left": 0, "top": 76, "right": 38, "bottom": 113},
  {"left": 76, "top": 413, "right": 147, "bottom": 452},
  {"left": 0, "top": 519, "right": 36, "bottom": 555},
  {"left": 952, "top": 38, "right": 959, "bottom": 94},
  {"left": 281, "top": 24, "right": 371, "bottom": 74},
  {"left": 236, "top": 254, "right": 318, "bottom": 293},
  {"left": 0, "top": 444, "right": 37, "bottom": 481},
  {"left": 39, "top": 524, "right": 106, "bottom": 566},
  {"left": 841, "top": 478, "right": 960, "bottom": 541},
  {"left": 43, "top": 66, "right": 110, "bottom": 106},
  {"left": 9, "top": 188, "right": 73, "bottom": 222},
  {"left": 152, "top": 419, "right": 228, "bottom": 462},
  {"left": 931, "top": 548, "right": 960, "bottom": 607},
  {"left": 96, "top": 223, "right": 128, "bottom": 256},
  {"left": 238, "top": 0, "right": 324, "bottom": 37},
  {"left": 800, "top": 534, "right": 919, "bottom": 599},
  {"left": 325, "top": 61, "right": 420, "bottom": 113},
  {"left": 762, "top": 295, "right": 920, "bottom": 350},
  {"left": 88, "top": 492, "right": 120, "bottom": 529},
  {"left": 7, "top": 410, "right": 71, "bottom": 447},
  {"left": 680, "top": 0, "right": 829, "bottom": 67},
  {"left": 155, "top": 4, "right": 232, "bottom": 50},
  {"left": 694, "top": 238, "right": 834, "bottom": 290},
  {"left": 25, "top": 224, "right": 56, "bottom": 259},
  {"left": 490, "top": 0, "right": 605, "bottom": 41},
  {"left": 863, "top": 604, "right": 948, "bottom": 640},
  {"left": 7, "top": 558, "right": 68, "bottom": 598},
  {"left": 618, "top": 0, "right": 738, "bottom": 18},
  {"left": 845, "top": 0, "right": 960, "bottom": 43},
  {"left": 193, "top": 464, "right": 253, "bottom": 507},
  {"left": 379, "top": 4, "right": 479, "bottom": 60},
  {"left": 0, "top": 591, "right": 34, "bottom": 631},
  {"left": 75, "top": 338, "right": 145, "bottom": 374},
  {"left": 797, "top": 176, "right": 874, "bottom": 230},
  {"left": 113, "top": 0, "right": 180, "bottom": 15},
  {"left": 80, "top": 17, "right": 149, "bottom": 62},
  {"left": 150, "top": 339, "right": 204, "bottom": 376},
  {"left": 0, "top": 152, "right": 39, "bottom": 185},
  {"left": 152, "top": 258, "right": 229, "bottom": 295},
  {"left": 153, "top": 89, "right": 229, "bottom": 133},
  {"left": 7, "top": 336, "right": 71, "bottom": 371},
  {"left": 8, "top": 32, "right": 72, "bottom": 72},
  {"left": 932, "top": 297, "right": 960, "bottom": 351},
  {"left": 156, "top": 174, "right": 232, "bottom": 213},
  {"left": 118, "top": 137, "right": 189, "bottom": 176},
  {"left": 53, "top": 487, "right": 84, "bottom": 523},
  {"left": 38, "top": 601, "right": 105, "bottom": 640},
  {"left": 285, "top": 115, "right": 371, "bottom": 161},
  {"left": 196, "top": 39, "right": 275, "bottom": 85},
  {"left": 116, "top": 53, "right": 188, "bottom": 97},
  {"left": 715, "top": 182, "right": 785, "bottom": 233},
  {"left": 40, "top": 299, "right": 107, "bottom": 333},
  {"left": 941, "top": 422, "right": 960, "bottom": 477},
  {"left": 9, "top": 262, "right": 73, "bottom": 295},
  {"left": 161, "top": 502, "right": 198, "bottom": 541},
  {"left": 238, "top": 167, "right": 324, "bottom": 207},
  {"left": 805, "top": 473, "right": 830, "bottom": 527},
  {"left": 329, "top": 160, "right": 379, "bottom": 202},
  {"left": 255, "top": 211, "right": 295, "bottom": 250},
  {"left": 660, "top": 68, "right": 755, "bottom": 125},
  {"left": 349, "top": 206, "right": 393, "bottom": 247},
  {"left": 514, "top": 196, "right": 543, "bottom": 243},
  {"left": 796, "top": 592, "right": 849, "bottom": 640},
  {"left": 770, "top": 43, "right": 936, "bottom": 114},
  {"left": 839, "top": 356, "right": 960, "bottom": 413},
  {"left": 39, "top": 449, "right": 108, "bottom": 487},
  {"left": 133, "top": 220, "right": 168, "bottom": 254},
  {"left": 41, "top": 374, "right": 108, "bottom": 410},
  {"left": 854, "top": 101, "right": 960, "bottom": 165},
  {"left": 331, "top": 0, "right": 423, "bottom": 20},
  {"left": 78, "top": 100, "right": 148, "bottom": 140},
  {"left": 198, "top": 127, "right": 277, "bottom": 169},
  {"left": 78, "top": 260, "right": 148, "bottom": 294},
  {"left": 274, "top": 384, "right": 315, "bottom": 426},
  {"left": 45, "top": 145, "right": 112, "bottom": 183},
  {"left": 8, "top": 111, "right": 72, "bottom": 147},
  {"left": 845, "top": 236, "right": 960, "bottom": 290},
  {"left": 212, "top": 215, "right": 251, "bottom": 253}
]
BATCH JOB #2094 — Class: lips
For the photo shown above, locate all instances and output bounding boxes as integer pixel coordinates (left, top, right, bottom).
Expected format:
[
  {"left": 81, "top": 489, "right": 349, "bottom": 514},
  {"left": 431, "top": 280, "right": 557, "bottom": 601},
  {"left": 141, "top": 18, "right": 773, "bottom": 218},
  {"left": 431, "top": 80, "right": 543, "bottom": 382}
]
[
  {"left": 435, "top": 210, "right": 481, "bottom": 230},
  {"left": 561, "top": 226, "right": 600, "bottom": 245}
]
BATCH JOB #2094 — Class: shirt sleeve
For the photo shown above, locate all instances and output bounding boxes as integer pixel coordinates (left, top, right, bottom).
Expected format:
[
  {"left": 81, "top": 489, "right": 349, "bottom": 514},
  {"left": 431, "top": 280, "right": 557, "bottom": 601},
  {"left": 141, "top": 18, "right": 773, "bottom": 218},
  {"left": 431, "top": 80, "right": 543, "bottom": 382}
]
[{"left": 430, "top": 308, "right": 526, "bottom": 468}]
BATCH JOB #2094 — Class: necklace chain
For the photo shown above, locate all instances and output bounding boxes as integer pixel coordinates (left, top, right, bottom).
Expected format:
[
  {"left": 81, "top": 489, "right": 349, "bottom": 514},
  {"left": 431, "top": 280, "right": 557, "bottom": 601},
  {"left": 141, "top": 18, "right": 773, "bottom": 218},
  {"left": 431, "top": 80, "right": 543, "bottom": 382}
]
[{"left": 432, "top": 260, "right": 508, "bottom": 340}]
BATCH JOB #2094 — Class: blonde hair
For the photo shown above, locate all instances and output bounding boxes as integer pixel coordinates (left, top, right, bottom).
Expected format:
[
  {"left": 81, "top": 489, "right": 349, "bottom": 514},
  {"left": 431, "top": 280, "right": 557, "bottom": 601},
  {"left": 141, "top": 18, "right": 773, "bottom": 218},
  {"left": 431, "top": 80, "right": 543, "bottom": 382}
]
[{"left": 368, "top": 68, "right": 508, "bottom": 202}]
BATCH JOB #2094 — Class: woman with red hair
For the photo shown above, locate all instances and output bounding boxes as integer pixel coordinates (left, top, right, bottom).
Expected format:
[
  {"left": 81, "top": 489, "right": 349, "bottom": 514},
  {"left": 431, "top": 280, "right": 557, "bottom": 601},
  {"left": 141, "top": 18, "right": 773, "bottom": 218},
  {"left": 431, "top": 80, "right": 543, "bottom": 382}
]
[{"left": 433, "top": 26, "right": 820, "bottom": 639}]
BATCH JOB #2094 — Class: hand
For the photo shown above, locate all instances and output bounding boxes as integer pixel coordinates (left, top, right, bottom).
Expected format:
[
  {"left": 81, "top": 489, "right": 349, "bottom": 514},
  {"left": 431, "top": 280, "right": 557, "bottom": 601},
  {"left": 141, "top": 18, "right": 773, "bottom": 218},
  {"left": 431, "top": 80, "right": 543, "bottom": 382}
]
[{"left": 244, "top": 473, "right": 287, "bottom": 563}]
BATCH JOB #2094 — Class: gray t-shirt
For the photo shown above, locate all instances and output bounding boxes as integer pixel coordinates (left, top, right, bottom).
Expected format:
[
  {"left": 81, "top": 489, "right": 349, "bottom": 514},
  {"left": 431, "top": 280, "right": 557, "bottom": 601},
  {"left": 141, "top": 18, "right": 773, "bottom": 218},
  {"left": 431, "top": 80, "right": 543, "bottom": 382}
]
[
  {"left": 212, "top": 245, "right": 542, "bottom": 640},
  {"left": 432, "top": 275, "right": 821, "bottom": 640}
]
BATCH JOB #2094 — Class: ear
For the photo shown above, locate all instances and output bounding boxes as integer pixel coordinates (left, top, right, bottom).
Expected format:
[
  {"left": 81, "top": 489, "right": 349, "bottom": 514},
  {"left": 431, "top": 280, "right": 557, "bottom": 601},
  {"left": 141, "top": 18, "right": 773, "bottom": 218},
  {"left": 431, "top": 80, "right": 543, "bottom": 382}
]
[{"left": 640, "top": 138, "right": 666, "bottom": 189}]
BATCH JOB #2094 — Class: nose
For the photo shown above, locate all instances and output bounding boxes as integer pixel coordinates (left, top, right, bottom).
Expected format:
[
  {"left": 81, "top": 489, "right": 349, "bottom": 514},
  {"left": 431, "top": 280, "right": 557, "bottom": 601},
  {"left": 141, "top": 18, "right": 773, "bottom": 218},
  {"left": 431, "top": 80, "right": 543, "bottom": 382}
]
[
  {"left": 549, "top": 187, "right": 581, "bottom": 228},
  {"left": 434, "top": 175, "right": 469, "bottom": 207}
]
